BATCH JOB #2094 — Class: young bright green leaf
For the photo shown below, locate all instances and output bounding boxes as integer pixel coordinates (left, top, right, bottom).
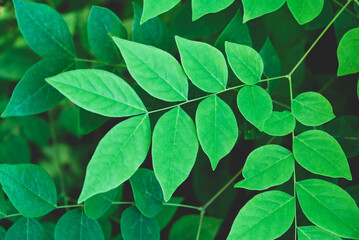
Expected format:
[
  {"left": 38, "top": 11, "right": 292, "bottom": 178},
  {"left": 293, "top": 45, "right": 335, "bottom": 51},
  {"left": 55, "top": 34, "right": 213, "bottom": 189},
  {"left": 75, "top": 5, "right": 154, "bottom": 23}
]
[
  {"left": 169, "top": 215, "right": 222, "bottom": 240},
  {"left": 54, "top": 209, "right": 104, "bottom": 240},
  {"left": 215, "top": 10, "right": 252, "bottom": 51},
  {"left": 130, "top": 168, "right": 164, "bottom": 218},
  {"left": 13, "top": 0, "right": 76, "bottom": 58},
  {"left": 287, "top": 0, "right": 325, "bottom": 25},
  {"left": 132, "top": 3, "right": 174, "bottom": 52},
  {"left": 293, "top": 130, "right": 351, "bottom": 180},
  {"left": 337, "top": 28, "right": 359, "bottom": 76},
  {"left": 120, "top": 207, "right": 160, "bottom": 240},
  {"left": 0, "top": 135, "right": 30, "bottom": 164},
  {"left": 155, "top": 197, "right": 183, "bottom": 229},
  {"left": 152, "top": 107, "right": 199, "bottom": 201},
  {"left": 78, "top": 115, "right": 151, "bottom": 203},
  {"left": 195, "top": 95, "right": 238, "bottom": 170},
  {"left": 263, "top": 111, "right": 296, "bottom": 136},
  {"left": 225, "top": 42, "right": 264, "bottom": 84},
  {"left": 5, "top": 218, "right": 50, "bottom": 240},
  {"left": 235, "top": 145, "right": 294, "bottom": 190},
  {"left": 87, "top": 6, "right": 127, "bottom": 65},
  {"left": 84, "top": 188, "right": 118, "bottom": 219},
  {"left": 113, "top": 37, "right": 188, "bottom": 102},
  {"left": 227, "top": 191, "right": 294, "bottom": 240},
  {"left": 21, "top": 117, "right": 51, "bottom": 146},
  {"left": 141, "top": 0, "right": 180, "bottom": 24},
  {"left": 242, "top": 0, "right": 286, "bottom": 23},
  {"left": 237, "top": 85, "right": 273, "bottom": 131},
  {"left": 176, "top": 36, "right": 227, "bottom": 92},
  {"left": 191, "top": 0, "right": 234, "bottom": 21},
  {"left": 0, "top": 188, "right": 6, "bottom": 219},
  {"left": 0, "top": 164, "right": 57, "bottom": 218},
  {"left": 292, "top": 92, "right": 335, "bottom": 126},
  {"left": 298, "top": 226, "right": 342, "bottom": 240},
  {"left": 260, "top": 37, "right": 282, "bottom": 78},
  {"left": 1, "top": 58, "right": 74, "bottom": 117},
  {"left": 296, "top": 179, "right": 359, "bottom": 239},
  {"left": 46, "top": 69, "right": 147, "bottom": 117}
]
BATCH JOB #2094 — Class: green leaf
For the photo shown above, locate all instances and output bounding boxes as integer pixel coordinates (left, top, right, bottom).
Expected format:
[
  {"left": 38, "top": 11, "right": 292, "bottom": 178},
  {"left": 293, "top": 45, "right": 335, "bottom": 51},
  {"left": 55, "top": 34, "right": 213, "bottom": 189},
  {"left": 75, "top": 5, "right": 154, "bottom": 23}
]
[
  {"left": 287, "top": 0, "right": 325, "bottom": 25},
  {"left": 46, "top": 69, "right": 147, "bottom": 117},
  {"left": 5, "top": 218, "right": 50, "bottom": 240},
  {"left": 54, "top": 209, "right": 104, "bottom": 240},
  {"left": 132, "top": 3, "right": 174, "bottom": 52},
  {"left": 0, "top": 226, "right": 5, "bottom": 240},
  {"left": 155, "top": 197, "right": 183, "bottom": 229},
  {"left": 195, "top": 95, "right": 238, "bottom": 170},
  {"left": 21, "top": 117, "right": 51, "bottom": 146},
  {"left": 292, "top": 92, "right": 335, "bottom": 126},
  {"left": 84, "top": 188, "right": 118, "bottom": 219},
  {"left": 322, "top": 116, "right": 359, "bottom": 158},
  {"left": 235, "top": 145, "right": 294, "bottom": 190},
  {"left": 141, "top": 0, "right": 180, "bottom": 23},
  {"left": 191, "top": 0, "right": 234, "bottom": 21},
  {"left": 337, "top": 28, "right": 359, "bottom": 76},
  {"left": 1, "top": 58, "right": 74, "bottom": 117},
  {"left": 225, "top": 42, "right": 264, "bottom": 84},
  {"left": 169, "top": 215, "right": 222, "bottom": 240},
  {"left": 0, "top": 135, "right": 30, "bottom": 164},
  {"left": 227, "top": 191, "right": 294, "bottom": 240},
  {"left": 13, "top": 0, "right": 76, "bottom": 58},
  {"left": 263, "top": 111, "right": 296, "bottom": 136},
  {"left": 296, "top": 179, "right": 359, "bottom": 239},
  {"left": 0, "top": 187, "right": 6, "bottom": 219},
  {"left": 298, "top": 226, "right": 342, "bottom": 240},
  {"left": 113, "top": 37, "right": 188, "bottom": 102},
  {"left": 152, "top": 107, "right": 199, "bottom": 201},
  {"left": 242, "top": 0, "right": 286, "bottom": 22},
  {"left": 0, "top": 164, "right": 57, "bottom": 218},
  {"left": 175, "top": 36, "right": 227, "bottom": 92},
  {"left": 78, "top": 115, "right": 151, "bottom": 203},
  {"left": 87, "top": 6, "right": 127, "bottom": 65},
  {"left": 120, "top": 207, "right": 160, "bottom": 240},
  {"left": 260, "top": 37, "right": 282, "bottom": 78},
  {"left": 130, "top": 168, "right": 164, "bottom": 218},
  {"left": 293, "top": 130, "right": 351, "bottom": 180},
  {"left": 237, "top": 85, "right": 273, "bottom": 131},
  {"left": 215, "top": 10, "right": 252, "bottom": 51}
]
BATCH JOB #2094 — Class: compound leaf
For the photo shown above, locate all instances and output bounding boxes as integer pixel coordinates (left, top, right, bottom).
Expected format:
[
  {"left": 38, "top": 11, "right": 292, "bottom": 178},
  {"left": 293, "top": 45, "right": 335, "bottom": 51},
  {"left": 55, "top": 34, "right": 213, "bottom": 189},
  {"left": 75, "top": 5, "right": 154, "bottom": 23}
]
[
  {"left": 176, "top": 36, "right": 227, "bottom": 92},
  {"left": 237, "top": 85, "right": 273, "bottom": 131},
  {"left": 113, "top": 37, "right": 188, "bottom": 102},
  {"left": 242, "top": 0, "right": 286, "bottom": 23},
  {"left": 191, "top": 0, "right": 234, "bottom": 21},
  {"left": 13, "top": 0, "right": 76, "bottom": 58},
  {"left": 5, "top": 218, "right": 50, "bottom": 240},
  {"left": 46, "top": 69, "right": 147, "bottom": 117},
  {"left": 227, "top": 191, "right": 294, "bottom": 240},
  {"left": 87, "top": 6, "right": 127, "bottom": 65},
  {"left": 287, "top": 0, "right": 325, "bottom": 25},
  {"left": 298, "top": 226, "right": 342, "bottom": 240},
  {"left": 263, "top": 111, "right": 296, "bottom": 136},
  {"left": 2, "top": 58, "right": 74, "bottom": 117},
  {"left": 0, "top": 164, "right": 57, "bottom": 218},
  {"left": 152, "top": 107, "right": 199, "bottom": 201},
  {"left": 78, "top": 115, "right": 151, "bottom": 203},
  {"left": 296, "top": 179, "right": 359, "bottom": 239},
  {"left": 293, "top": 130, "right": 351, "bottom": 180},
  {"left": 54, "top": 209, "right": 104, "bottom": 240},
  {"left": 337, "top": 27, "right": 359, "bottom": 76},
  {"left": 141, "top": 0, "right": 180, "bottom": 23},
  {"left": 235, "top": 145, "right": 294, "bottom": 190},
  {"left": 196, "top": 95, "right": 238, "bottom": 170},
  {"left": 292, "top": 92, "right": 335, "bottom": 126},
  {"left": 84, "top": 188, "right": 118, "bottom": 219},
  {"left": 225, "top": 42, "right": 264, "bottom": 84},
  {"left": 130, "top": 168, "right": 164, "bottom": 218},
  {"left": 121, "top": 207, "right": 160, "bottom": 240}
]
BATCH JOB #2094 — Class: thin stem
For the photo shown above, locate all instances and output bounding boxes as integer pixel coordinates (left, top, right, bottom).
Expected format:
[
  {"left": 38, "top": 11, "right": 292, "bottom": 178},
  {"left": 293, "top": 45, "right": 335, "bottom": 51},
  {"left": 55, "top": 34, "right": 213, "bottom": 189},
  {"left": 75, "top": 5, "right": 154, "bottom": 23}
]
[
  {"left": 57, "top": 204, "right": 83, "bottom": 209},
  {"left": 4, "top": 213, "right": 21, "bottom": 218},
  {"left": 163, "top": 202, "right": 202, "bottom": 211},
  {"left": 203, "top": 167, "right": 243, "bottom": 210},
  {"left": 49, "top": 110, "right": 68, "bottom": 208},
  {"left": 331, "top": 0, "right": 359, "bottom": 19},
  {"left": 74, "top": 58, "right": 127, "bottom": 68},
  {"left": 273, "top": 100, "right": 291, "bottom": 110},
  {"left": 288, "top": 0, "right": 352, "bottom": 76},
  {"left": 319, "top": 76, "right": 336, "bottom": 93},
  {"left": 111, "top": 201, "right": 135, "bottom": 205},
  {"left": 355, "top": 0, "right": 359, "bottom": 6},
  {"left": 195, "top": 209, "right": 205, "bottom": 240}
]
